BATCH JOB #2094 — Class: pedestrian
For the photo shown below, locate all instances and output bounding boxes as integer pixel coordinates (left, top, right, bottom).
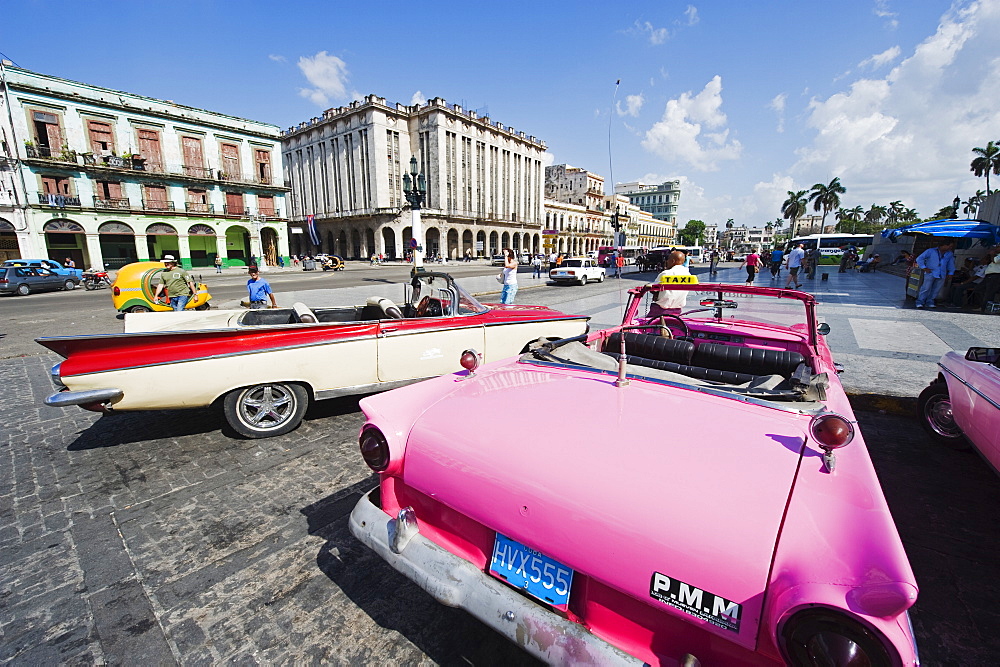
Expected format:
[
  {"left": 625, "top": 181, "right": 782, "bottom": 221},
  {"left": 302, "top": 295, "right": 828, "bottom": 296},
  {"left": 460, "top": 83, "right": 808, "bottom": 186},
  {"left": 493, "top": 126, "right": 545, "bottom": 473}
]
[
  {"left": 153, "top": 255, "right": 196, "bottom": 311},
  {"left": 646, "top": 250, "right": 691, "bottom": 319},
  {"left": 740, "top": 249, "right": 761, "bottom": 285},
  {"left": 214, "top": 255, "right": 223, "bottom": 273},
  {"left": 500, "top": 248, "right": 518, "bottom": 304},
  {"left": 838, "top": 245, "right": 857, "bottom": 273},
  {"left": 970, "top": 245, "right": 1000, "bottom": 311},
  {"left": 769, "top": 247, "right": 784, "bottom": 278},
  {"left": 914, "top": 241, "right": 956, "bottom": 308},
  {"left": 277, "top": 255, "right": 285, "bottom": 268},
  {"left": 246, "top": 266, "right": 277, "bottom": 309},
  {"left": 616, "top": 252, "right": 626, "bottom": 277},
  {"left": 784, "top": 243, "right": 805, "bottom": 289},
  {"left": 532, "top": 254, "right": 542, "bottom": 279},
  {"left": 64, "top": 257, "right": 75, "bottom": 269},
  {"left": 709, "top": 249, "right": 720, "bottom": 277},
  {"left": 804, "top": 246, "right": 819, "bottom": 279}
]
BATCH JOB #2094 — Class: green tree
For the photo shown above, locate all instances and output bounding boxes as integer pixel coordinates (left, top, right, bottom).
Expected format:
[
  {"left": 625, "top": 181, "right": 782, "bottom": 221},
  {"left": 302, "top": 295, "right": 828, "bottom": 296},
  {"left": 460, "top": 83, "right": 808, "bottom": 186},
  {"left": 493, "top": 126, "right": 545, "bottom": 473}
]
[
  {"left": 808, "top": 177, "right": 846, "bottom": 229},
  {"left": 781, "top": 190, "right": 809, "bottom": 235},
  {"left": 834, "top": 205, "right": 864, "bottom": 233},
  {"left": 678, "top": 219, "right": 706, "bottom": 246},
  {"left": 863, "top": 204, "right": 887, "bottom": 233},
  {"left": 970, "top": 141, "right": 1000, "bottom": 194},
  {"left": 887, "top": 200, "right": 904, "bottom": 225}
]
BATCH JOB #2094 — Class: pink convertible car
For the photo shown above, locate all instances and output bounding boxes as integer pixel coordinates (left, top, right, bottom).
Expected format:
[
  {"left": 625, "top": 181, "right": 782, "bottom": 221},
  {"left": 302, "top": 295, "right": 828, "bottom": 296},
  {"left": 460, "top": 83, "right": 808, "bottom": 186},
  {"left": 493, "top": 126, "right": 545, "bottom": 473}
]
[
  {"left": 918, "top": 346, "right": 1000, "bottom": 475},
  {"left": 350, "top": 280, "right": 920, "bottom": 665}
]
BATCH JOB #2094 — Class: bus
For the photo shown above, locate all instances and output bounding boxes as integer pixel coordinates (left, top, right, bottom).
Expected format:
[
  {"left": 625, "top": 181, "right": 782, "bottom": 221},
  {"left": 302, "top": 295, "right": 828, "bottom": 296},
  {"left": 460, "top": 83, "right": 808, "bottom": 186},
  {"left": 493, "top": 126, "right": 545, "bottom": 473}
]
[
  {"left": 671, "top": 246, "right": 704, "bottom": 263},
  {"left": 597, "top": 245, "right": 649, "bottom": 266},
  {"left": 784, "top": 233, "right": 873, "bottom": 265}
]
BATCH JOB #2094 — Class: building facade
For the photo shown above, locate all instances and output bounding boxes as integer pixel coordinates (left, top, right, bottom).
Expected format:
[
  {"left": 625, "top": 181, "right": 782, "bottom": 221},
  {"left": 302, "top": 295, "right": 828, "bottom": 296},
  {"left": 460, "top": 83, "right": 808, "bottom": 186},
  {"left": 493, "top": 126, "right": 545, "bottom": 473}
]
[
  {"left": 282, "top": 96, "right": 547, "bottom": 260},
  {"left": 0, "top": 64, "right": 288, "bottom": 270},
  {"left": 615, "top": 180, "right": 680, "bottom": 245},
  {"left": 720, "top": 225, "right": 776, "bottom": 253}
]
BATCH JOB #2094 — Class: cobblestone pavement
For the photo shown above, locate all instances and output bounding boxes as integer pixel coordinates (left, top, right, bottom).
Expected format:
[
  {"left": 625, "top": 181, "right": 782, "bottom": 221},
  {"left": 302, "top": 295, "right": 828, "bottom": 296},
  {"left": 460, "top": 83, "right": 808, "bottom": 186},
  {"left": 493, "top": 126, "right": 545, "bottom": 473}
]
[{"left": 3, "top": 352, "right": 999, "bottom": 665}]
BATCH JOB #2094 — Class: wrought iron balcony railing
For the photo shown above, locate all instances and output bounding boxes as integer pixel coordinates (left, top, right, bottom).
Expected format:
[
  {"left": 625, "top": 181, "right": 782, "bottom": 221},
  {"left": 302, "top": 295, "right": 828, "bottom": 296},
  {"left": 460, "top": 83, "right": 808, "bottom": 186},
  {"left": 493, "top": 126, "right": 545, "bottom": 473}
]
[
  {"left": 185, "top": 202, "right": 215, "bottom": 214},
  {"left": 37, "top": 192, "right": 82, "bottom": 207},
  {"left": 143, "top": 200, "right": 176, "bottom": 212},
  {"left": 223, "top": 204, "right": 246, "bottom": 216},
  {"left": 94, "top": 197, "right": 131, "bottom": 210}
]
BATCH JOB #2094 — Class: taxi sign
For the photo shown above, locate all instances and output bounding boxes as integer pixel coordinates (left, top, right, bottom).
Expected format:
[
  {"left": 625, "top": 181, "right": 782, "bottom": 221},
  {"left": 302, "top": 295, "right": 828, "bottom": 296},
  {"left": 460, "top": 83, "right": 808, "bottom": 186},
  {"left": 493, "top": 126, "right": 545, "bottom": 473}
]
[{"left": 657, "top": 274, "right": 699, "bottom": 285}]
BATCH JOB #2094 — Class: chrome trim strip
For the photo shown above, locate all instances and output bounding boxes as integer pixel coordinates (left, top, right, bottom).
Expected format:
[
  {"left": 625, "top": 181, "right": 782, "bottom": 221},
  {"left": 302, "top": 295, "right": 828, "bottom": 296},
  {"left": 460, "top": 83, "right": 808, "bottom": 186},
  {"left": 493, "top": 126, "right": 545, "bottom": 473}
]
[
  {"left": 44, "top": 388, "right": 123, "bottom": 407},
  {"left": 939, "top": 363, "right": 1000, "bottom": 411},
  {"left": 314, "top": 376, "right": 431, "bottom": 400}
]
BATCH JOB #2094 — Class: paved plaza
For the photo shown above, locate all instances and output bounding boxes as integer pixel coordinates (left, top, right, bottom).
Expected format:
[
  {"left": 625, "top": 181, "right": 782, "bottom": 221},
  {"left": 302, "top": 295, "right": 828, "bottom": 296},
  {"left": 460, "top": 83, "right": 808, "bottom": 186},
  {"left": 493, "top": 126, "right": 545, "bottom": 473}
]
[{"left": 2, "top": 263, "right": 999, "bottom": 664}]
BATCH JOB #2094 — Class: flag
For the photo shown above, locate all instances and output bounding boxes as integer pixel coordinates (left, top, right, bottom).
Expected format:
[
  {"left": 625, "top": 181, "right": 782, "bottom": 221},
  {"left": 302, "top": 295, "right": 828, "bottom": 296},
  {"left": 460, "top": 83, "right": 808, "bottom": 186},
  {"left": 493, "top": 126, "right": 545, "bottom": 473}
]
[{"left": 306, "top": 214, "right": 320, "bottom": 246}]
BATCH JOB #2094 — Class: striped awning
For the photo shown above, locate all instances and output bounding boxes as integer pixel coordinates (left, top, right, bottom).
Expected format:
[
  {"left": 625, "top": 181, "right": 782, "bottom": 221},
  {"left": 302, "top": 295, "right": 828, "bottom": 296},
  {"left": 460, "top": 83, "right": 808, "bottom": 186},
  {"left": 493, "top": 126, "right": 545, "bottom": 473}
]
[{"left": 881, "top": 218, "right": 1000, "bottom": 244}]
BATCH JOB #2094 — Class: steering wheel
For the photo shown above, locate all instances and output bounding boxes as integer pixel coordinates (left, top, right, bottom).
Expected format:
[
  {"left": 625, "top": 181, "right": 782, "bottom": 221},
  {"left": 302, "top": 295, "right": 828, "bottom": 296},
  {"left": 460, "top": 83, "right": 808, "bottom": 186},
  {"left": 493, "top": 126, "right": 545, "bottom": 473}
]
[
  {"left": 416, "top": 296, "right": 443, "bottom": 317},
  {"left": 652, "top": 314, "right": 690, "bottom": 340}
]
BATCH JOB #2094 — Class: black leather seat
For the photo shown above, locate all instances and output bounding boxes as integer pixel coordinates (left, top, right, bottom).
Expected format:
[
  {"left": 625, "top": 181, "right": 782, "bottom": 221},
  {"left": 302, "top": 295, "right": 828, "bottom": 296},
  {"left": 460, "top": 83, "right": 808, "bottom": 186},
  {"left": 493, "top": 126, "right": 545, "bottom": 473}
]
[
  {"left": 691, "top": 343, "right": 804, "bottom": 378},
  {"left": 605, "top": 332, "right": 694, "bottom": 365},
  {"left": 605, "top": 353, "right": 757, "bottom": 385}
]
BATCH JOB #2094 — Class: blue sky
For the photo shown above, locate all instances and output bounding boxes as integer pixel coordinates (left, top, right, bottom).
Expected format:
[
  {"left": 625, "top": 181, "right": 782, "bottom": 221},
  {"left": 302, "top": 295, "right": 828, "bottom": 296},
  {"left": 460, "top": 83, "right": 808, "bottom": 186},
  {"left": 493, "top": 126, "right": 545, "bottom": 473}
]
[{"left": 4, "top": 0, "right": 998, "bottom": 227}]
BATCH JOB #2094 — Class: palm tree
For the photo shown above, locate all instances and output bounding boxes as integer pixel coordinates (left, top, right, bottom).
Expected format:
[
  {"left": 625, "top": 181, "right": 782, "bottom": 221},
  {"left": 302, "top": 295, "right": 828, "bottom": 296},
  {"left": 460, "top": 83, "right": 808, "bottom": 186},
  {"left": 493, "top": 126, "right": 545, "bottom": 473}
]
[
  {"left": 781, "top": 190, "right": 809, "bottom": 235},
  {"left": 835, "top": 205, "right": 864, "bottom": 233},
  {"left": 902, "top": 208, "right": 919, "bottom": 222},
  {"left": 970, "top": 141, "right": 1000, "bottom": 194},
  {"left": 863, "top": 204, "right": 887, "bottom": 233},
  {"left": 887, "top": 200, "right": 904, "bottom": 225},
  {"left": 808, "top": 178, "right": 846, "bottom": 229}
]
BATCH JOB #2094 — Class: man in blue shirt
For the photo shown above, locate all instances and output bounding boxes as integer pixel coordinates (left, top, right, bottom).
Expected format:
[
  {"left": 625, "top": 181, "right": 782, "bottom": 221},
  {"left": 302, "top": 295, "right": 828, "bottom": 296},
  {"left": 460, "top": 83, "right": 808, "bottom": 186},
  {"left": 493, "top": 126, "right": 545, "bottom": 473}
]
[
  {"left": 769, "top": 247, "right": 784, "bottom": 278},
  {"left": 914, "top": 241, "right": 956, "bottom": 308},
  {"left": 247, "top": 267, "right": 277, "bottom": 309}
]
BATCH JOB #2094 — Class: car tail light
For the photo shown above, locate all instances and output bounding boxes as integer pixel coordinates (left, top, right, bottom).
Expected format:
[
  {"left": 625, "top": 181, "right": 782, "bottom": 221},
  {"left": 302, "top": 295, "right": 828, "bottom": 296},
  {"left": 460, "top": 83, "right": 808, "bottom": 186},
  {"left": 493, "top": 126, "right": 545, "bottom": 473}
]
[
  {"left": 810, "top": 413, "right": 855, "bottom": 449},
  {"left": 779, "top": 608, "right": 893, "bottom": 667},
  {"left": 113, "top": 286, "right": 120, "bottom": 296},
  {"left": 359, "top": 426, "right": 390, "bottom": 472},
  {"left": 460, "top": 349, "right": 482, "bottom": 375}
]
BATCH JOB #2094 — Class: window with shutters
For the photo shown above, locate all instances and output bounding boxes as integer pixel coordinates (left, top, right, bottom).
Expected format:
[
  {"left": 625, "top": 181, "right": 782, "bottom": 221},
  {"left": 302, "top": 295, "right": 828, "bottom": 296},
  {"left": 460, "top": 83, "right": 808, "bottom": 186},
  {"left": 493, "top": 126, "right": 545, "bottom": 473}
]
[
  {"left": 220, "top": 143, "right": 241, "bottom": 180},
  {"left": 186, "top": 188, "right": 211, "bottom": 213},
  {"left": 181, "top": 137, "right": 206, "bottom": 177},
  {"left": 30, "top": 110, "right": 63, "bottom": 157},
  {"left": 137, "top": 129, "right": 162, "bottom": 171},
  {"left": 225, "top": 192, "right": 245, "bottom": 216},
  {"left": 88, "top": 121, "right": 115, "bottom": 155},
  {"left": 255, "top": 149, "right": 271, "bottom": 184},
  {"left": 144, "top": 184, "right": 171, "bottom": 211},
  {"left": 257, "top": 195, "right": 275, "bottom": 216},
  {"left": 41, "top": 175, "right": 71, "bottom": 195},
  {"left": 95, "top": 181, "right": 126, "bottom": 209}
]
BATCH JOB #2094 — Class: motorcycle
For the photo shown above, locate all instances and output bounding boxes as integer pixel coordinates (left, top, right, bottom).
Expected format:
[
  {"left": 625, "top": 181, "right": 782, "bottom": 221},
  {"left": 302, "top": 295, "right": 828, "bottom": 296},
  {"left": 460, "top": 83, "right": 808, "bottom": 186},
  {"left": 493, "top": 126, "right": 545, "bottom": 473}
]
[{"left": 82, "top": 269, "right": 112, "bottom": 290}]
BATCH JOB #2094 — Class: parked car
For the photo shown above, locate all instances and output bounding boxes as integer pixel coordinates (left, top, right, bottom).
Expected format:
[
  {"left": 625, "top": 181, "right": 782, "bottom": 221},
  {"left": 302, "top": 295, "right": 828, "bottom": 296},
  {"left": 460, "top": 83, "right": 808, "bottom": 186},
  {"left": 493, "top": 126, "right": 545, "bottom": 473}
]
[
  {"left": 39, "top": 272, "right": 588, "bottom": 439},
  {"left": 110, "top": 261, "right": 212, "bottom": 313},
  {"left": 2, "top": 258, "right": 83, "bottom": 280},
  {"left": 549, "top": 257, "right": 605, "bottom": 285},
  {"left": 918, "top": 346, "right": 1000, "bottom": 475},
  {"left": 350, "top": 279, "right": 919, "bottom": 665},
  {"left": 490, "top": 254, "right": 507, "bottom": 266},
  {"left": 0, "top": 265, "right": 79, "bottom": 295}
]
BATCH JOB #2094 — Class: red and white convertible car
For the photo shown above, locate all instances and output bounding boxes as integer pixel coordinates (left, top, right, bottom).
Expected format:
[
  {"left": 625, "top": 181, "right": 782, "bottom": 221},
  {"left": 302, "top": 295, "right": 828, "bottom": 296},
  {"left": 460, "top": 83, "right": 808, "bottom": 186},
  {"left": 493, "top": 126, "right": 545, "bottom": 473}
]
[
  {"left": 918, "top": 346, "right": 1000, "bottom": 475},
  {"left": 39, "top": 272, "right": 588, "bottom": 438},
  {"left": 350, "top": 279, "right": 919, "bottom": 665}
]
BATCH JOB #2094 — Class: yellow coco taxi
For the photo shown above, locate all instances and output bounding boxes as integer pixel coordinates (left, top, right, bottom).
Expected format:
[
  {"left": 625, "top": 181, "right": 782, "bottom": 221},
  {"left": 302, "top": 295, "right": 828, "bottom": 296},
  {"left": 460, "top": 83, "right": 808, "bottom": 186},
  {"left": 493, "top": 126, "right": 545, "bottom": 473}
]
[{"left": 111, "top": 261, "right": 212, "bottom": 313}]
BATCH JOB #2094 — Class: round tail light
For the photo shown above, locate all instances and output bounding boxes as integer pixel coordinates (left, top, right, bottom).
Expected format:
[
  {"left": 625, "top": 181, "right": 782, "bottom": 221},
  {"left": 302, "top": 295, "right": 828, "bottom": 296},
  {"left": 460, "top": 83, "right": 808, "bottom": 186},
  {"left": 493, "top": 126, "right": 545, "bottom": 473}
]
[
  {"left": 460, "top": 349, "right": 482, "bottom": 373},
  {"left": 780, "top": 608, "right": 893, "bottom": 667},
  {"left": 359, "top": 426, "right": 389, "bottom": 472},
  {"left": 113, "top": 286, "right": 120, "bottom": 296},
  {"left": 810, "top": 413, "right": 855, "bottom": 449}
]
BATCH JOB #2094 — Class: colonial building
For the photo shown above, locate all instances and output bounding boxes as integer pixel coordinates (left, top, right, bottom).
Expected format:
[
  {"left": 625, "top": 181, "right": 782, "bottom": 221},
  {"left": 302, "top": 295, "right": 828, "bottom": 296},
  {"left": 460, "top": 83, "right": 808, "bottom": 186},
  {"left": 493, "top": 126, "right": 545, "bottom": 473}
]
[
  {"left": 720, "top": 225, "right": 776, "bottom": 253},
  {"left": 790, "top": 214, "right": 825, "bottom": 236},
  {"left": 282, "top": 96, "right": 547, "bottom": 260},
  {"left": 615, "top": 179, "right": 680, "bottom": 244},
  {"left": 0, "top": 64, "right": 289, "bottom": 270}
]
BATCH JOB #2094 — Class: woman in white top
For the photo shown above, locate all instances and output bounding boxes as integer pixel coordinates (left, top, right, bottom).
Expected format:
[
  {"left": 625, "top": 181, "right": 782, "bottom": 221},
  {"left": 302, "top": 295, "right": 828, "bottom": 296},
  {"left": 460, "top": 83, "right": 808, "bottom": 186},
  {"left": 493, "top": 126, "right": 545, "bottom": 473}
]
[{"left": 501, "top": 248, "right": 518, "bottom": 304}]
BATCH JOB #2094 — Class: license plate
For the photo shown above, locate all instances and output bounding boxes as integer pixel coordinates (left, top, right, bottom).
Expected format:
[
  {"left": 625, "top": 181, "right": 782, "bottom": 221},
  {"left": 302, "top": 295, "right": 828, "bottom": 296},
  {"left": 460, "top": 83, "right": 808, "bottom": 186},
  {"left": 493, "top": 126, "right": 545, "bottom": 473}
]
[{"left": 489, "top": 533, "right": 574, "bottom": 609}]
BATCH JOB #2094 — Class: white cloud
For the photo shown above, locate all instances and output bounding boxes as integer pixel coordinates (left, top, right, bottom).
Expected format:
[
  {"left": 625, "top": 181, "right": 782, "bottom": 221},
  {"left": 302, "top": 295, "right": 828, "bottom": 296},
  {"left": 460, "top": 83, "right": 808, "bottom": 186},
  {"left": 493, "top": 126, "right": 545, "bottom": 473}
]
[
  {"left": 297, "top": 51, "right": 350, "bottom": 107},
  {"left": 859, "top": 45, "right": 901, "bottom": 70},
  {"left": 410, "top": 90, "right": 426, "bottom": 106},
  {"left": 789, "top": 0, "right": 1000, "bottom": 216},
  {"left": 641, "top": 75, "right": 742, "bottom": 172},
  {"left": 874, "top": 0, "right": 899, "bottom": 29},
  {"left": 769, "top": 93, "right": 787, "bottom": 133},
  {"left": 634, "top": 20, "right": 670, "bottom": 45},
  {"left": 616, "top": 93, "right": 645, "bottom": 117},
  {"left": 682, "top": 5, "right": 699, "bottom": 26},
  {"left": 268, "top": 54, "right": 286, "bottom": 63}
]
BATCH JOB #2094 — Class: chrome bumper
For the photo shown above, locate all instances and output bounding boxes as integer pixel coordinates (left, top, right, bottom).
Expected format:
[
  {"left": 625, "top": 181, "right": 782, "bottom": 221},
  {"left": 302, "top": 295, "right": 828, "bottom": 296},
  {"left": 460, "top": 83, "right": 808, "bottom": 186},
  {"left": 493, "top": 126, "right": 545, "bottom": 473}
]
[
  {"left": 349, "top": 488, "right": 642, "bottom": 666},
  {"left": 44, "top": 388, "right": 123, "bottom": 409}
]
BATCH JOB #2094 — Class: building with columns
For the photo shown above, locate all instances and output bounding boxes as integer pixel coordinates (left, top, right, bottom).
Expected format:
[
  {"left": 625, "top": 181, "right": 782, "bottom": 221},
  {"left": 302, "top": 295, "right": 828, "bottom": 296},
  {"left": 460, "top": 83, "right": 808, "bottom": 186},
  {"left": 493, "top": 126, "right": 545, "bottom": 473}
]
[
  {"left": 615, "top": 179, "right": 680, "bottom": 245},
  {"left": 282, "top": 96, "right": 547, "bottom": 260},
  {"left": 0, "top": 64, "right": 289, "bottom": 270}
]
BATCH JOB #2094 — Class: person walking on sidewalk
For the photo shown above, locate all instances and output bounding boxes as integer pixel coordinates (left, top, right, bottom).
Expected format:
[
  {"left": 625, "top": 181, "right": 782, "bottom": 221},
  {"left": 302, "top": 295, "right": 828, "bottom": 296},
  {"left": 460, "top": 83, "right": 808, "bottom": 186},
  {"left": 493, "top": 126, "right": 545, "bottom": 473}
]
[
  {"left": 740, "top": 250, "right": 761, "bottom": 285},
  {"left": 500, "top": 248, "right": 518, "bottom": 304},
  {"left": 214, "top": 255, "right": 223, "bottom": 273},
  {"left": 914, "top": 241, "right": 955, "bottom": 308},
  {"left": 769, "top": 247, "right": 784, "bottom": 278},
  {"left": 532, "top": 254, "right": 542, "bottom": 279},
  {"left": 784, "top": 243, "right": 805, "bottom": 289}
]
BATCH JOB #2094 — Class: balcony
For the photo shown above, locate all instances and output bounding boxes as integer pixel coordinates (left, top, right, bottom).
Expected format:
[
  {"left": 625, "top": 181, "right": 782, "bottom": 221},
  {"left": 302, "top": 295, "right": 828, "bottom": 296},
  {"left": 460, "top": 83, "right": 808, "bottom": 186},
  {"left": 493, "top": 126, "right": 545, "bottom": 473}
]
[
  {"left": 185, "top": 202, "right": 215, "bottom": 214},
  {"left": 94, "top": 197, "right": 131, "bottom": 210},
  {"left": 183, "top": 165, "right": 214, "bottom": 179},
  {"left": 143, "top": 200, "right": 176, "bottom": 212},
  {"left": 36, "top": 192, "right": 82, "bottom": 207},
  {"left": 219, "top": 171, "right": 273, "bottom": 187},
  {"left": 25, "top": 145, "right": 78, "bottom": 164},
  {"left": 223, "top": 204, "right": 246, "bottom": 216}
]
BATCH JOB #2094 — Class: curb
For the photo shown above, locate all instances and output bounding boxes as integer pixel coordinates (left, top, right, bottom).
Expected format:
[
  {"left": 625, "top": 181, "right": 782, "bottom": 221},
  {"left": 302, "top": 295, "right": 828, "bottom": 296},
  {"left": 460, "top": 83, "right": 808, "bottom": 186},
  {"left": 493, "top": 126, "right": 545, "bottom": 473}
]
[{"left": 847, "top": 392, "right": 917, "bottom": 417}]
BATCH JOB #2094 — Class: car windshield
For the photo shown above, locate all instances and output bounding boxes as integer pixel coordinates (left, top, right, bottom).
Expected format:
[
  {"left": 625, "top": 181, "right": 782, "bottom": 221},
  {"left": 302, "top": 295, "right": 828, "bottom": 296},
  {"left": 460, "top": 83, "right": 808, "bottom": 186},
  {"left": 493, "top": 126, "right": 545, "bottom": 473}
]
[
  {"left": 563, "top": 259, "right": 584, "bottom": 267},
  {"left": 409, "top": 273, "right": 488, "bottom": 315}
]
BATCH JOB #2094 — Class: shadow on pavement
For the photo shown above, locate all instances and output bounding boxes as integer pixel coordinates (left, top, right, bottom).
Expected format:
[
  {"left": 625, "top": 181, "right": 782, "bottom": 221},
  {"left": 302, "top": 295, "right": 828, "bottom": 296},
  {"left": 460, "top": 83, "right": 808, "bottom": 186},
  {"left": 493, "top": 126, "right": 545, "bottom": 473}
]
[{"left": 68, "top": 407, "right": 223, "bottom": 450}]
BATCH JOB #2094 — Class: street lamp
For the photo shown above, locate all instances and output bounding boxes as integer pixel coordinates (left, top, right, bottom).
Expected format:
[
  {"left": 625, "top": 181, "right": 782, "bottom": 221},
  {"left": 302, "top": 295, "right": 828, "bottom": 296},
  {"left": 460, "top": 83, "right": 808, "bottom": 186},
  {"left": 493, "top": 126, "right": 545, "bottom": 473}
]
[
  {"left": 609, "top": 205, "right": 629, "bottom": 277},
  {"left": 244, "top": 211, "right": 269, "bottom": 271},
  {"left": 402, "top": 156, "right": 427, "bottom": 270},
  {"left": 952, "top": 195, "right": 961, "bottom": 218}
]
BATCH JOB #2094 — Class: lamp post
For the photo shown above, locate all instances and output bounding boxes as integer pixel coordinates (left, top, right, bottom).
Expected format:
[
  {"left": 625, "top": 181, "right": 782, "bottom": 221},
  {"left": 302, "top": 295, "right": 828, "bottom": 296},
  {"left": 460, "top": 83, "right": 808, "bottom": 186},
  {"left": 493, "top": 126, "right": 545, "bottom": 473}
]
[
  {"left": 609, "top": 205, "right": 629, "bottom": 277},
  {"left": 402, "top": 156, "right": 427, "bottom": 270},
  {"left": 952, "top": 195, "right": 961, "bottom": 218},
  {"left": 244, "top": 212, "right": 269, "bottom": 271}
]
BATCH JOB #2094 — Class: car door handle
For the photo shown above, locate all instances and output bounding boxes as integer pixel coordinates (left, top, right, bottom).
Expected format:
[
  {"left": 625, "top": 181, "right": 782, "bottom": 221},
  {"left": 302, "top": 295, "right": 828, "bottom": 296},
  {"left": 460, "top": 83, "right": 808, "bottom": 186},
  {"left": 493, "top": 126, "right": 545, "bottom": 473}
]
[{"left": 380, "top": 327, "right": 398, "bottom": 333}]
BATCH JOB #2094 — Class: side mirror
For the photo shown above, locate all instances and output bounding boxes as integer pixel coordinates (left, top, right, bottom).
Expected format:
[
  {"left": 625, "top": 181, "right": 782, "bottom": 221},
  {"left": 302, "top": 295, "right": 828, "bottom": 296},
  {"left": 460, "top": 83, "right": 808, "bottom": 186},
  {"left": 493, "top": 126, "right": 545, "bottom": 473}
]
[{"left": 817, "top": 323, "right": 831, "bottom": 336}]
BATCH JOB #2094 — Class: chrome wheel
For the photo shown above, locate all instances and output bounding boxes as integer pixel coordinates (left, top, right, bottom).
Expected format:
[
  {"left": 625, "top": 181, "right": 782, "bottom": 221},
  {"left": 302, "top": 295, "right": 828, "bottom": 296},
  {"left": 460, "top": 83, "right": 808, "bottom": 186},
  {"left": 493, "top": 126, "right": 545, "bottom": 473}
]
[
  {"left": 917, "top": 382, "right": 969, "bottom": 449},
  {"left": 223, "top": 382, "right": 309, "bottom": 438}
]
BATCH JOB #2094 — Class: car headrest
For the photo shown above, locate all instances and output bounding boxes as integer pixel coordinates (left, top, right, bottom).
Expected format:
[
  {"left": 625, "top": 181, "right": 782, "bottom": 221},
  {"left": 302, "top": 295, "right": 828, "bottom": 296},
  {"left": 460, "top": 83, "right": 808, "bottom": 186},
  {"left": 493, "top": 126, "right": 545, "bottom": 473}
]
[
  {"left": 367, "top": 296, "right": 403, "bottom": 319},
  {"left": 292, "top": 301, "right": 317, "bottom": 323}
]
